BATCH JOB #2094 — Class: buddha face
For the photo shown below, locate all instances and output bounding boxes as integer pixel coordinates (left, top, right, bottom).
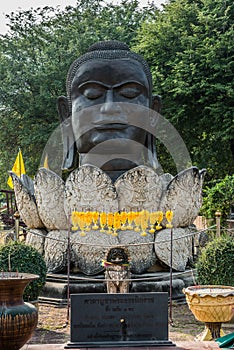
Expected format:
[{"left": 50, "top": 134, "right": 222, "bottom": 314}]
[{"left": 70, "top": 59, "right": 150, "bottom": 155}]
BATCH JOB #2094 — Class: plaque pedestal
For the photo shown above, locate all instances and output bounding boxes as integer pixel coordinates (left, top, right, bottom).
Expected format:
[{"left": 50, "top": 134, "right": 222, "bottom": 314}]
[
  {"left": 65, "top": 340, "right": 175, "bottom": 348},
  {"left": 65, "top": 293, "right": 175, "bottom": 348}
]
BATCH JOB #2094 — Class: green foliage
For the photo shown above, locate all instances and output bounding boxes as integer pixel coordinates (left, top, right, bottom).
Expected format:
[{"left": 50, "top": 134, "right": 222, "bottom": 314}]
[
  {"left": 134, "top": 0, "right": 234, "bottom": 178},
  {"left": 196, "top": 235, "right": 234, "bottom": 286},
  {"left": 0, "top": 241, "right": 47, "bottom": 301},
  {"left": 0, "top": 0, "right": 233, "bottom": 184},
  {"left": 0, "top": 0, "right": 155, "bottom": 188},
  {"left": 201, "top": 174, "right": 234, "bottom": 221}
]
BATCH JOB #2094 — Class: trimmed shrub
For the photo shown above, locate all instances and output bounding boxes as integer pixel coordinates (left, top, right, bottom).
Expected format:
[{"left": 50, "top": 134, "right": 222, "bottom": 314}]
[
  {"left": 196, "top": 235, "right": 234, "bottom": 286},
  {"left": 0, "top": 241, "right": 47, "bottom": 301}
]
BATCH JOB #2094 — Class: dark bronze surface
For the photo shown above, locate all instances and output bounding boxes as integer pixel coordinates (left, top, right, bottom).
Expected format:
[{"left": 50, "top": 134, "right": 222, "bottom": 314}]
[{"left": 58, "top": 41, "right": 161, "bottom": 181}]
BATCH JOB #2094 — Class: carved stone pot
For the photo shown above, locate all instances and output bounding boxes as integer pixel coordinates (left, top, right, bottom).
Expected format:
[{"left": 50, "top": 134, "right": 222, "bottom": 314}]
[
  {"left": 0, "top": 272, "right": 39, "bottom": 350},
  {"left": 183, "top": 285, "right": 234, "bottom": 341}
]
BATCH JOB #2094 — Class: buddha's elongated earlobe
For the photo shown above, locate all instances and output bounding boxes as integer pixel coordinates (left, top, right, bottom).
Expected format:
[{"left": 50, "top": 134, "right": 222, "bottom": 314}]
[
  {"left": 145, "top": 133, "right": 159, "bottom": 170},
  {"left": 57, "top": 96, "right": 78, "bottom": 173},
  {"left": 152, "top": 94, "right": 162, "bottom": 113},
  {"left": 148, "top": 94, "right": 162, "bottom": 171}
]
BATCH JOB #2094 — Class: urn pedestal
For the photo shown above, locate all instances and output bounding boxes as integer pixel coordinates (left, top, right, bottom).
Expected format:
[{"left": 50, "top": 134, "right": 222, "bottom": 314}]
[
  {"left": 0, "top": 272, "right": 39, "bottom": 350},
  {"left": 183, "top": 285, "right": 234, "bottom": 341}
]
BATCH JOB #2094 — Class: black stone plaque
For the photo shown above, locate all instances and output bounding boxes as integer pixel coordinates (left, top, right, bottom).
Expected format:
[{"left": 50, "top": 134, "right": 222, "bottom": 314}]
[{"left": 65, "top": 293, "right": 175, "bottom": 348}]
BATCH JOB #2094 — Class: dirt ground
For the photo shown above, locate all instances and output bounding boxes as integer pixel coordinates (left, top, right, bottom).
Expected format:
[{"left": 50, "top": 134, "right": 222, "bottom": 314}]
[{"left": 28, "top": 302, "right": 233, "bottom": 344}]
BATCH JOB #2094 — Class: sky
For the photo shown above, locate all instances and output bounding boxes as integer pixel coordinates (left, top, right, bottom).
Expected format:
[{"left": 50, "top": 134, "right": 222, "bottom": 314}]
[{"left": 0, "top": 0, "right": 166, "bottom": 35}]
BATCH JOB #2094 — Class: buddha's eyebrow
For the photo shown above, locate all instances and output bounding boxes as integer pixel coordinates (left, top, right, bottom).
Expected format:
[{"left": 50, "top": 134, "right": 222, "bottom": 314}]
[{"left": 78, "top": 80, "right": 147, "bottom": 90}]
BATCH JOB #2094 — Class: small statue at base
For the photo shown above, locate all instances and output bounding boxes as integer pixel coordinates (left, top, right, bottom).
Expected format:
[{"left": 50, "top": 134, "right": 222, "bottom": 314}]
[{"left": 103, "top": 248, "right": 131, "bottom": 293}]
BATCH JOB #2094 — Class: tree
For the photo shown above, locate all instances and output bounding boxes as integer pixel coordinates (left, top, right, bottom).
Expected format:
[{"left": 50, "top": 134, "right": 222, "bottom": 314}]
[
  {"left": 200, "top": 174, "right": 234, "bottom": 222},
  {"left": 134, "top": 0, "right": 234, "bottom": 179},
  {"left": 0, "top": 0, "right": 155, "bottom": 188}
]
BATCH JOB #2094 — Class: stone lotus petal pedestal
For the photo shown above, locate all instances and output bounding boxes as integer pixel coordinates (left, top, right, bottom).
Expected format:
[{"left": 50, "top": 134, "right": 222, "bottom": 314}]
[
  {"left": 12, "top": 165, "right": 205, "bottom": 275},
  {"left": 0, "top": 272, "right": 39, "bottom": 350},
  {"left": 183, "top": 285, "right": 234, "bottom": 341}
]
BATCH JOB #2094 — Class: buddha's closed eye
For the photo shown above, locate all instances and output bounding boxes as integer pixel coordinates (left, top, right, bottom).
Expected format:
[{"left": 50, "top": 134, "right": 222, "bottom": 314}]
[
  {"left": 79, "top": 83, "right": 105, "bottom": 100},
  {"left": 118, "top": 85, "right": 142, "bottom": 99}
]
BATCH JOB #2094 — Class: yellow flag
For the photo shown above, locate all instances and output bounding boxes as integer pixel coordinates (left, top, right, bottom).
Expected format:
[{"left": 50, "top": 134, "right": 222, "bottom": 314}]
[
  {"left": 43, "top": 154, "right": 49, "bottom": 169},
  {"left": 7, "top": 149, "right": 26, "bottom": 189}
]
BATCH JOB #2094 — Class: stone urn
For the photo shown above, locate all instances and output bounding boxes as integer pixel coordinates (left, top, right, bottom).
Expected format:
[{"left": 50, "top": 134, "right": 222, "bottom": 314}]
[
  {"left": 183, "top": 285, "right": 234, "bottom": 341},
  {"left": 0, "top": 272, "right": 39, "bottom": 350}
]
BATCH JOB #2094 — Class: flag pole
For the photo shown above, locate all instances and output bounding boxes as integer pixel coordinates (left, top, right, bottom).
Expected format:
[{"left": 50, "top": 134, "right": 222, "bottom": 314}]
[
  {"left": 19, "top": 148, "right": 21, "bottom": 178},
  {"left": 169, "top": 227, "right": 173, "bottom": 326},
  {"left": 66, "top": 213, "right": 71, "bottom": 326}
]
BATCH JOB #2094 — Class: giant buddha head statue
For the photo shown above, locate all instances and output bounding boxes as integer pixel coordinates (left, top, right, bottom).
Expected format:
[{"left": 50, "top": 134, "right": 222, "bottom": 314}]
[{"left": 57, "top": 40, "right": 161, "bottom": 182}]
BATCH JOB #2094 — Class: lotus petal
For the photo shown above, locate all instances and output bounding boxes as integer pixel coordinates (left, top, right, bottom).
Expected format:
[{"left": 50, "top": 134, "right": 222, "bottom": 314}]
[
  {"left": 11, "top": 172, "right": 44, "bottom": 228},
  {"left": 117, "top": 230, "right": 156, "bottom": 274},
  {"left": 34, "top": 168, "right": 68, "bottom": 230},
  {"left": 115, "top": 165, "right": 163, "bottom": 211},
  {"left": 65, "top": 165, "right": 118, "bottom": 215},
  {"left": 26, "top": 229, "right": 47, "bottom": 255},
  {"left": 44, "top": 230, "right": 68, "bottom": 273},
  {"left": 160, "top": 167, "right": 206, "bottom": 227},
  {"left": 71, "top": 231, "right": 118, "bottom": 275},
  {"left": 154, "top": 227, "right": 193, "bottom": 271}
]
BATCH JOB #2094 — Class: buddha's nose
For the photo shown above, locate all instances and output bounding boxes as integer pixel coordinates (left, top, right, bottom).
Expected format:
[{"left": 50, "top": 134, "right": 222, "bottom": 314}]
[{"left": 100, "top": 90, "right": 122, "bottom": 115}]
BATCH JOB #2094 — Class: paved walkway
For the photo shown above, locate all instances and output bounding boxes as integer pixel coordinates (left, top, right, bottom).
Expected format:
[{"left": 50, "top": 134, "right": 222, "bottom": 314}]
[{"left": 22, "top": 341, "right": 220, "bottom": 350}]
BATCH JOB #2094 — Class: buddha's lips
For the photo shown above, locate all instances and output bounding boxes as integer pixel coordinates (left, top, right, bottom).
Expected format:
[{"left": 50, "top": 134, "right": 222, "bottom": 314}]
[{"left": 93, "top": 122, "right": 129, "bottom": 130}]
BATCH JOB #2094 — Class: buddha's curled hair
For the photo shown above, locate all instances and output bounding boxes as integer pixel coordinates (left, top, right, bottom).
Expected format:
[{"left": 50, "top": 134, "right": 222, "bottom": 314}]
[{"left": 66, "top": 40, "right": 152, "bottom": 110}]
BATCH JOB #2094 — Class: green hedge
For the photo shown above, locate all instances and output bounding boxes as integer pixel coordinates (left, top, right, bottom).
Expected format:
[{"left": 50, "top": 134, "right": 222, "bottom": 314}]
[
  {"left": 196, "top": 235, "right": 234, "bottom": 286},
  {"left": 0, "top": 241, "right": 47, "bottom": 301}
]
